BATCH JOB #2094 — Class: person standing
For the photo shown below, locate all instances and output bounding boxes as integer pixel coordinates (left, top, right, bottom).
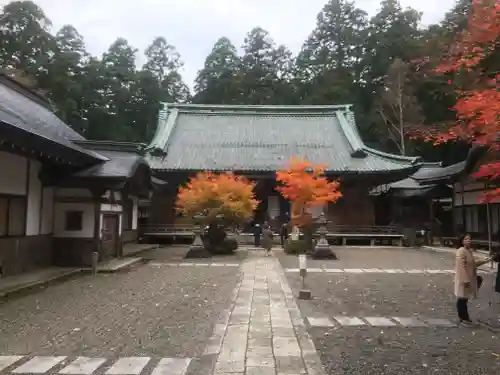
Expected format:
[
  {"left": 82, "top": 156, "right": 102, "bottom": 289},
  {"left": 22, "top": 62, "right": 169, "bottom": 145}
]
[
  {"left": 262, "top": 222, "right": 273, "bottom": 256},
  {"left": 280, "top": 221, "right": 289, "bottom": 247},
  {"left": 253, "top": 222, "right": 262, "bottom": 247},
  {"left": 454, "top": 234, "right": 491, "bottom": 326},
  {"left": 494, "top": 229, "right": 500, "bottom": 294}
]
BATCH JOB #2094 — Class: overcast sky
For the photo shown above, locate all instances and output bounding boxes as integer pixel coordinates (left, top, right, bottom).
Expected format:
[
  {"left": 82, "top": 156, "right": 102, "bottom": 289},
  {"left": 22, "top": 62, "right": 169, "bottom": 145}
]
[{"left": 2, "top": 0, "right": 457, "bottom": 89}]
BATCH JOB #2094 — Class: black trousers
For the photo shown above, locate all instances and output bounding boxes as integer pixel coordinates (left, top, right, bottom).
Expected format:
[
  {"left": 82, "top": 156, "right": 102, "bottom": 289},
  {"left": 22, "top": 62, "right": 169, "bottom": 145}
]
[
  {"left": 254, "top": 234, "right": 260, "bottom": 247},
  {"left": 456, "top": 275, "right": 483, "bottom": 322},
  {"left": 456, "top": 298, "right": 471, "bottom": 322}
]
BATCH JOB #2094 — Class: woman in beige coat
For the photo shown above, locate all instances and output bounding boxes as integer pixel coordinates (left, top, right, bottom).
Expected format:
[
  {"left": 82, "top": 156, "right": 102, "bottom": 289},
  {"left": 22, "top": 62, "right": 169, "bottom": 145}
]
[
  {"left": 454, "top": 234, "right": 491, "bottom": 326},
  {"left": 262, "top": 222, "right": 273, "bottom": 257}
]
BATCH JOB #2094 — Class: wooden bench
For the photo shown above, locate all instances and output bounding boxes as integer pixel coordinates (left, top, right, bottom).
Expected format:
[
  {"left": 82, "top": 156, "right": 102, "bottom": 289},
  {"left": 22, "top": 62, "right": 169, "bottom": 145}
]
[
  {"left": 326, "top": 233, "right": 405, "bottom": 246},
  {"left": 141, "top": 225, "right": 195, "bottom": 241},
  {"left": 326, "top": 225, "right": 405, "bottom": 246}
]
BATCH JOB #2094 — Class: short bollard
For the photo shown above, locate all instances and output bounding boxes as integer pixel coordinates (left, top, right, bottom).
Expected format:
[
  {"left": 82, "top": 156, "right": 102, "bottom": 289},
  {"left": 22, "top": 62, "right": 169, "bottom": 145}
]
[
  {"left": 91, "top": 252, "right": 99, "bottom": 276},
  {"left": 298, "top": 254, "right": 311, "bottom": 300}
]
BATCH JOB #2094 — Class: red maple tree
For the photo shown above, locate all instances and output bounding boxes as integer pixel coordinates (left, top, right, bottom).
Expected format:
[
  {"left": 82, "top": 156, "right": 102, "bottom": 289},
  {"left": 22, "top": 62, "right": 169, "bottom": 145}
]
[
  {"left": 414, "top": 0, "right": 499, "bottom": 200},
  {"left": 275, "top": 157, "right": 342, "bottom": 228}
]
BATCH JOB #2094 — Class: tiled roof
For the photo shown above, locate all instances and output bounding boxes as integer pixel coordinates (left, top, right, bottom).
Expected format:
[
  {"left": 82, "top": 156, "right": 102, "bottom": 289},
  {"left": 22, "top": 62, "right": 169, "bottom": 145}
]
[
  {"left": 412, "top": 147, "right": 487, "bottom": 185},
  {"left": 0, "top": 74, "right": 105, "bottom": 163},
  {"left": 72, "top": 150, "right": 145, "bottom": 179},
  {"left": 370, "top": 150, "right": 485, "bottom": 198},
  {"left": 147, "top": 103, "right": 422, "bottom": 175},
  {"left": 72, "top": 141, "right": 148, "bottom": 179}
]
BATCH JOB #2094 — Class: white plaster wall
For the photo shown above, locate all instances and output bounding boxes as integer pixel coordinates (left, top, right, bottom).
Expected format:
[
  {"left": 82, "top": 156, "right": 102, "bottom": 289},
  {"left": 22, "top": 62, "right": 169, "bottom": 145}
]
[
  {"left": 26, "top": 160, "right": 42, "bottom": 235},
  {"left": 132, "top": 197, "right": 138, "bottom": 230},
  {"left": 0, "top": 151, "right": 27, "bottom": 195},
  {"left": 40, "top": 187, "right": 54, "bottom": 234},
  {"left": 101, "top": 203, "right": 123, "bottom": 212},
  {"left": 55, "top": 188, "right": 92, "bottom": 197},
  {"left": 54, "top": 202, "right": 95, "bottom": 238},
  {"left": 102, "top": 190, "right": 122, "bottom": 201}
]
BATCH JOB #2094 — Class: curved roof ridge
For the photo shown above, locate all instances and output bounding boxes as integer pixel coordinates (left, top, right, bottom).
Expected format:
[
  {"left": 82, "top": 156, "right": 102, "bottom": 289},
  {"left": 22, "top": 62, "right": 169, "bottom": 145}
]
[
  {"left": 164, "top": 102, "right": 353, "bottom": 112},
  {"left": 363, "top": 147, "right": 422, "bottom": 165}
]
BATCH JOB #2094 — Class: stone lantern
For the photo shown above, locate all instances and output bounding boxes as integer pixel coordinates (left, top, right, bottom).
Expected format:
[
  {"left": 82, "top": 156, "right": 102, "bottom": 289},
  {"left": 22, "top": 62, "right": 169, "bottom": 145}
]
[
  {"left": 311, "top": 212, "right": 338, "bottom": 259},
  {"left": 186, "top": 213, "right": 211, "bottom": 258}
]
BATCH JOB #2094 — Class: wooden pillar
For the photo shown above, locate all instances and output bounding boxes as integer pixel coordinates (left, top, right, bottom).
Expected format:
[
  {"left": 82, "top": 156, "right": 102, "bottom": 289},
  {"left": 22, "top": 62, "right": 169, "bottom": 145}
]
[
  {"left": 90, "top": 187, "right": 106, "bottom": 260},
  {"left": 461, "top": 181, "right": 466, "bottom": 232}
]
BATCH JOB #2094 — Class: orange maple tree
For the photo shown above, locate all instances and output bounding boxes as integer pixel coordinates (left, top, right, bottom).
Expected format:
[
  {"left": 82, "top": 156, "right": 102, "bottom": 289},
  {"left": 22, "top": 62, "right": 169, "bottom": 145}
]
[
  {"left": 176, "top": 172, "right": 259, "bottom": 225},
  {"left": 414, "top": 0, "right": 499, "bottom": 200},
  {"left": 276, "top": 157, "right": 342, "bottom": 228}
]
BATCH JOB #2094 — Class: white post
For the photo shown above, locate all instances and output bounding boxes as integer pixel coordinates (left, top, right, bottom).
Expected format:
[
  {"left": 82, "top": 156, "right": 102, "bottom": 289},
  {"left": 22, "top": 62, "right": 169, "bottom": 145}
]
[{"left": 298, "top": 254, "right": 311, "bottom": 299}]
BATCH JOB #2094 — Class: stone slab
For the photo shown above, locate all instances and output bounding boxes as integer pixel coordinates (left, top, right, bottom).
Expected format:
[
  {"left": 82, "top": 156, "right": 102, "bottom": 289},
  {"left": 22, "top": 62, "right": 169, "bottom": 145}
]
[
  {"left": 364, "top": 317, "right": 397, "bottom": 327},
  {"left": 425, "top": 318, "right": 455, "bottom": 327},
  {"left": 273, "top": 337, "right": 301, "bottom": 357},
  {"left": 275, "top": 356, "right": 307, "bottom": 374},
  {"left": 343, "top": 269, "right": 364, "bottom": 273},
  {"left": 333, "top": 316, "right": 365, "bottom": 326},
  {"left": 0, "top": 356, "right": 24, "bottom": 372},
  {"left": 13, "top": 356, "right": 66, "bottom": 374},
  {"left": 59, "top": 357, "right": 107, "bottom": 375},
  {"left": 392, "top": 317, "right": 428, "bottom": 327},
  {"left": 306, "top": 317, "right": 335, "bottom": 327},
  {"left": 105, "top": 357, "right": 150, "bottom": 375},
  {"left": 361, "top": 268, "right": 385, "bottom": 273},
  {"left": 383, "top": 269, "right": 405, "bottom": 273},
  {"left": 246, "top": 367, "right": 276, "bottom": 375},
  {"left": 323, "top": 269, "right": 344, "bottom": 273},
  {"left": 151, "top": 358, "right": 191, "bottom": 375}
]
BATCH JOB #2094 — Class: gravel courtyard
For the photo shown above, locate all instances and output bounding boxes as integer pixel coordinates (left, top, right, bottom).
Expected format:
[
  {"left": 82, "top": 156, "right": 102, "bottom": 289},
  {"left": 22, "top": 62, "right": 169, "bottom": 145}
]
[
  {"left": 278, "top": 247, "right": 500, "bottom": 375},
  {"left": 0, "top": 246, "right": 242, "bottom": 361}
]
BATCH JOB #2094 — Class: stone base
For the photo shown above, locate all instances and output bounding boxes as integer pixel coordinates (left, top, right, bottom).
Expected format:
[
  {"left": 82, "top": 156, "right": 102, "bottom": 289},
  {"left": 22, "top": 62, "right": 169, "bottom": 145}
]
[
  {"left": 185, "top": 245, "right": 212, "bottom": 259},
  {"left": 311, "top": 244, "right": 338, "bottom": 260},
  {"left": 298, "top": 289, "right": 312, "bottom": 300}
]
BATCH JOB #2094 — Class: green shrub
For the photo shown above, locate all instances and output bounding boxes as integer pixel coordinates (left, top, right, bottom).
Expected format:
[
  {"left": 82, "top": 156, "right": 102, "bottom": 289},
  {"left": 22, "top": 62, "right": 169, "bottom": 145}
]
[{"left": 284, "top": 238, "right": 308, "bottom": 254}]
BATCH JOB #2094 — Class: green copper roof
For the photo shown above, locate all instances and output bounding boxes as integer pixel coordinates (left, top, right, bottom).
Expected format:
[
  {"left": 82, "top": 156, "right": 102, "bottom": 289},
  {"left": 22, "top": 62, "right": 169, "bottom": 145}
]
[{"left": 147, "top": 103, "right": 422, "bottom": 174}]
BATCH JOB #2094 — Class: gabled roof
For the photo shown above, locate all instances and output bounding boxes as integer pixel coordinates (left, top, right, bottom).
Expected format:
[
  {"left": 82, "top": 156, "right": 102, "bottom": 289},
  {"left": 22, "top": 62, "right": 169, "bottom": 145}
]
[
  {"left": 371, "top": 163, "right": 453, "bottom": 198},
  {"left": 51, "top": 141, "right": 166, "bottom": 195},
  {"left": 72, "top": 141, "right": 148, "bottom": 180},
  {"left": 0, "top": 73, "right": 106, "bottom": 165},
  {"left": 147, "top": 103, "right": 422, "bottom": 176},
  {"left": 412, "top": 147, "right": 487, "bottom": 185},
  {"left": 371, "top": 147, "right": 487, "bottom": 198}
]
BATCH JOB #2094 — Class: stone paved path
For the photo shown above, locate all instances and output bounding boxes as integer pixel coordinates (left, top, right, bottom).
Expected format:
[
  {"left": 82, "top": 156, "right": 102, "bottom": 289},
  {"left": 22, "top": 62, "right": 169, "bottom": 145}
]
[{"left": 211, "top": 256, "right": 325, "bottom": 375}]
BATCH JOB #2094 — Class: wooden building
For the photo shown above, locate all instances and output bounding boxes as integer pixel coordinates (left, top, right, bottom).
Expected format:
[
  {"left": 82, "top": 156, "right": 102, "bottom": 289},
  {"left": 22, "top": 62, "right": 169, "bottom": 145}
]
[
  {"left": 0, "top": 73, "right": 159, "bottom": 276},
  {"left": 145, "top": 103, "right": 423, "bottom": 229},
  {"left": 370, "top": 148, "right": 485, "bottom": 237}
]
